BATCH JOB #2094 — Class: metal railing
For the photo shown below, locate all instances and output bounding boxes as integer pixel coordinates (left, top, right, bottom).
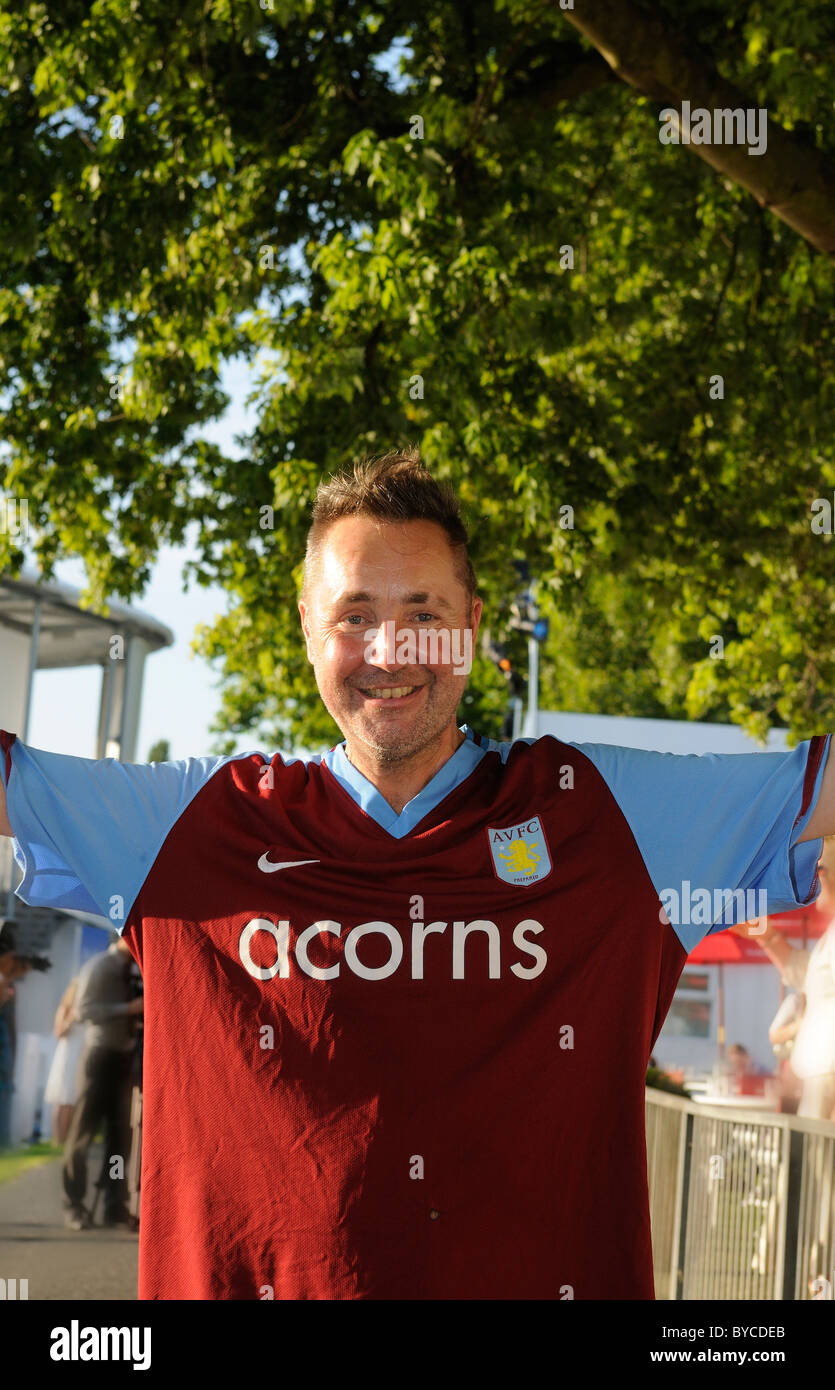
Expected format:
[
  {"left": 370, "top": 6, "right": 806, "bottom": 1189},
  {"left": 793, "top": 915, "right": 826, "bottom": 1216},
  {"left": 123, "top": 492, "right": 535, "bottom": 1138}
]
[{"left": 646, "top": 1087, "right": 835, "bottom": 1299}]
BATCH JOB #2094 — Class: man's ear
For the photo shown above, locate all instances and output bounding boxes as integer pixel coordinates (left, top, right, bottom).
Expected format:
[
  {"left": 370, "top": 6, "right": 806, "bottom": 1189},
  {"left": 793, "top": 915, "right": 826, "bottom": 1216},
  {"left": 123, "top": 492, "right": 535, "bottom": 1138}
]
[
  {"left": 298, "top": 601, "right": 315, "bottom": 665},
  {"left": 470, "top": 595, "right": 483, "bottom": 644}
]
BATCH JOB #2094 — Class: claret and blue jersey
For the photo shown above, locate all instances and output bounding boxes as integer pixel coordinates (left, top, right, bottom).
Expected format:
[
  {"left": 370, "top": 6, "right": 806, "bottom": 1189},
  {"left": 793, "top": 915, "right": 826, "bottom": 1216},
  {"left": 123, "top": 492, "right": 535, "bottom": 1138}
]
[{"left": 0, "top": 725, "right": 828, "bottom": 1299}]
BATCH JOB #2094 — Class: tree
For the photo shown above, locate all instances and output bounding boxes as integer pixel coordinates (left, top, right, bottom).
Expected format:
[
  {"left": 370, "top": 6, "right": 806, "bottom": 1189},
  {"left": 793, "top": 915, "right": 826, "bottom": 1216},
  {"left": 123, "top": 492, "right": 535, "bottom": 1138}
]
[
  {"left": 146, "top": 739, "right": 171, "bottom": 763},
  {"left": 562, "top": 0, "right": 835, "bottom": 257},
  {"left": 1, "top": 0, "right": 834, "bottom": 751}
]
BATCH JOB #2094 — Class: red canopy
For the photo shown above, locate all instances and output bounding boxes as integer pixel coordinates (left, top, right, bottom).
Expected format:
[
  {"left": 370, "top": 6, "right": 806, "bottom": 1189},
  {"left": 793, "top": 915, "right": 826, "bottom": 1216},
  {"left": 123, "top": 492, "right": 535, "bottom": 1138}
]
[{"left": 689, "top": 902, "right": 825, "bottom": 964}]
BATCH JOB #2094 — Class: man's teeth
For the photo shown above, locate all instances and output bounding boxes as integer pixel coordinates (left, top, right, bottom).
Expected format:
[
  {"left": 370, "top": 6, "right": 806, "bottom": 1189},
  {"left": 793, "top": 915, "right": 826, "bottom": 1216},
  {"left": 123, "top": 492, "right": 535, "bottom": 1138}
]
[{"left": 365, "top": 685, "right": 417, "bottom": 699}]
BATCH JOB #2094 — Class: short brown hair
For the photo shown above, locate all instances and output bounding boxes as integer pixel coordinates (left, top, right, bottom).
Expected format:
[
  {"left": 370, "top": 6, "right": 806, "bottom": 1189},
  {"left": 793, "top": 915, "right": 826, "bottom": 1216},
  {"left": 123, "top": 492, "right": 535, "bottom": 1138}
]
[{"left": 302, "top": 446, "right": 477, "bottom": 601}]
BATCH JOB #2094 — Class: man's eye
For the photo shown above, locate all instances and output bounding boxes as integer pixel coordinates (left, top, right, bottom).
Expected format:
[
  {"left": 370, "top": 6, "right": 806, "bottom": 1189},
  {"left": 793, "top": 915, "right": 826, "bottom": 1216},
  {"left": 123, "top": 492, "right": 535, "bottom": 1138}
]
[
  {"left": 414, "top": 613, "right": 436, "bottom": 623},
  {"left": 343, "top": 615, "right": 367, "bottom": 626}
]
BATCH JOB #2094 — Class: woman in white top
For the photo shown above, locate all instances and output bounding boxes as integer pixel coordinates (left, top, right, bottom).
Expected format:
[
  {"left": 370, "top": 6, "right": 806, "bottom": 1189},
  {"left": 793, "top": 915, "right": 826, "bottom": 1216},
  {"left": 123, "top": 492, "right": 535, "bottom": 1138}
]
[
  {"left": 734, "top": 835, "right": 835, "bottom": 1120},
  {"left": 44, "top": 975, "right": 85, "bottom": 1143}
]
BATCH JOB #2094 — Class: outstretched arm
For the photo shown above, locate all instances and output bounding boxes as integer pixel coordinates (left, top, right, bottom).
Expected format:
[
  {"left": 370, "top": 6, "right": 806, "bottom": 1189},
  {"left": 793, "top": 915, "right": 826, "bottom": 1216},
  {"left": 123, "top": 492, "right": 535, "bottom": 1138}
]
[
  {"left": 0, "top": 732, "right": 239, "bottom": 920},
  {"left": 730, "top": 919, "right": 810, "bottom": 985}
]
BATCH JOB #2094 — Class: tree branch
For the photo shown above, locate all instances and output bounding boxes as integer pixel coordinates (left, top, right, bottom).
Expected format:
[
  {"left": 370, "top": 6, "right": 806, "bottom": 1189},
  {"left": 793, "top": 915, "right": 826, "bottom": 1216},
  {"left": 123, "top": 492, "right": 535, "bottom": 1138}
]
[
  {"left": 707, "top": 223, "right": 741, "bottom": 338},
  {"left": 561, "top": 0, "right": 835, "bottom": 259}
]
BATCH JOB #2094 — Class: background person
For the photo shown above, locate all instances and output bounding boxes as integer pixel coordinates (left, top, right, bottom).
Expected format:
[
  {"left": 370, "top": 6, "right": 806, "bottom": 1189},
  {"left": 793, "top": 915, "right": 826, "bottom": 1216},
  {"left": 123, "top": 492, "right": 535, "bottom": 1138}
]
[
  {"left": 62, "top": 932, "right": 143, "bottom": 1229},
  {"left": 769, "top": 989, "right": 805, "bottom": 1114},
  {"left": 44, "top": 974, "right": 85, "bottom": 1144},
  {"left": 733, "top": 835, "right": 835, "bottom": 1120},
  {"left": 0, "top": 924, "right": 15, "bottom": 1149},
  {"left": 0, "top": 923, "right": 51, "bottom": 1145},
  {"left": 725, "top": 1041, "right": 770, "bottom": 1094}
]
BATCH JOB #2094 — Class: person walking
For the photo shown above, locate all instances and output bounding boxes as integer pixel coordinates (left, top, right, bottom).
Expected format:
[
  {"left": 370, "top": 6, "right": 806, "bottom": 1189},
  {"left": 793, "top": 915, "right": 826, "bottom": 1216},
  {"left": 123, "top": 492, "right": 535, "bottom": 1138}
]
[{"left": 61, "top": 933, "right": 143, "bottom": 1229}]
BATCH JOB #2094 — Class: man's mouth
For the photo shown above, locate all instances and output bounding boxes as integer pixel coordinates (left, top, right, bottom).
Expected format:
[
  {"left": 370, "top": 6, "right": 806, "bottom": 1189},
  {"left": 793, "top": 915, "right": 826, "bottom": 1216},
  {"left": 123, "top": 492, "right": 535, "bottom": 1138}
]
[{"left": 356, "top": 684, "right": 423, "bottom": 702}]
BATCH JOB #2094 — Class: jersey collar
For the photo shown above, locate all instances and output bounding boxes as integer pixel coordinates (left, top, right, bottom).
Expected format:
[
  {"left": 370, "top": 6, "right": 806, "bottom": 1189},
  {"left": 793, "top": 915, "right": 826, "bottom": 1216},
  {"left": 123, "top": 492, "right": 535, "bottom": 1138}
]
[{"left": 322, "top": 724, "right": 486, "bottom": 837}]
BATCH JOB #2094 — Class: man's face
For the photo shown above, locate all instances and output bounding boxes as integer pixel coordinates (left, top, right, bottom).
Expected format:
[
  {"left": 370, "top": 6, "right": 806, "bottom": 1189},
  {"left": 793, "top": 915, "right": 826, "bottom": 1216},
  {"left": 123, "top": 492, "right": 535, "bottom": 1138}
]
[{"left": 299, "top": 516, "right": 482, "bottom": 765}]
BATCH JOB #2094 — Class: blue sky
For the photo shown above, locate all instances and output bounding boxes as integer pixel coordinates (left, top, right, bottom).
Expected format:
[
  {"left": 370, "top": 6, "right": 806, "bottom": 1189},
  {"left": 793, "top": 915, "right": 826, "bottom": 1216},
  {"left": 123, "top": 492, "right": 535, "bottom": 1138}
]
[{"left": 29, "top": 354, "right": 274, "bottom": 763}]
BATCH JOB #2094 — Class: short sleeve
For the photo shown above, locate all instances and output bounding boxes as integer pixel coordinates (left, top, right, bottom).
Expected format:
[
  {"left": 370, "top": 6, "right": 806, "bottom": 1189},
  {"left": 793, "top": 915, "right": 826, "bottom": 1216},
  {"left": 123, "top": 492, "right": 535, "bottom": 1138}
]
[
  {"left": 0, "top": 730, "right": 241, "bottom": 931},
  {"left": 570, "top": 733, "right": 831, "bottom": 953}
]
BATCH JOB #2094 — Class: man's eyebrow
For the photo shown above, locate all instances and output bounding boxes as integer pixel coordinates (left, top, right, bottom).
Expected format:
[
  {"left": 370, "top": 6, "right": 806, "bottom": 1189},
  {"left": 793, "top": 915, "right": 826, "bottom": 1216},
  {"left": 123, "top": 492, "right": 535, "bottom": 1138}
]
[
  {"left": 403, "top": 591, "right": 456, "bottom": 610},
  {"left": 333, "top": 590, "right": 456, "bottom": 611}
]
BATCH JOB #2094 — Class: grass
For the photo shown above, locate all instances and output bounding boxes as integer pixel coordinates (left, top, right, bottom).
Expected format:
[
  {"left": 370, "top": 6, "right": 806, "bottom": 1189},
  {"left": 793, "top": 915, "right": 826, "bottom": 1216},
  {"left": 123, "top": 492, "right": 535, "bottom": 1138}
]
[{"left": 0, "top": 1140, "right": 63, "bottom": 1185}]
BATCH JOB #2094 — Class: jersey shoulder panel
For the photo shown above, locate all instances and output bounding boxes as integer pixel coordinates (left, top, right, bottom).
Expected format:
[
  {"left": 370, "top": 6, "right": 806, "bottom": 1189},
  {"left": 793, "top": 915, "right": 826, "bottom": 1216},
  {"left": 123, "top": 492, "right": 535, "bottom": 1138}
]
[{"left": 0, "top": 730, "right": 318, "bottom": 927}]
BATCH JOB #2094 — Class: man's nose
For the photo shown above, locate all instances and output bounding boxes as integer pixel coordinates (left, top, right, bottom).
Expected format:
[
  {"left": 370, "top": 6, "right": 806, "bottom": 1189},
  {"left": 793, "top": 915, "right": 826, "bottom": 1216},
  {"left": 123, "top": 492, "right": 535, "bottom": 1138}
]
[{"left": 364, "top": 619, "right": 404, "bottom": 668}]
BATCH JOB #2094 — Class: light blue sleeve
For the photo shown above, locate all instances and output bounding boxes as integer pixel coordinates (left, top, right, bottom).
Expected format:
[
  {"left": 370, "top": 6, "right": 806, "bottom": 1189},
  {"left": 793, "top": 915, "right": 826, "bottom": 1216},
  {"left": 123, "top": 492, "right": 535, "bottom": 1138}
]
[
  {"left": 570, "top": 736, "right": 830, "bottom": 953},
  {"left": 0, "top": 734, "right": 244, "bottom": 930}
]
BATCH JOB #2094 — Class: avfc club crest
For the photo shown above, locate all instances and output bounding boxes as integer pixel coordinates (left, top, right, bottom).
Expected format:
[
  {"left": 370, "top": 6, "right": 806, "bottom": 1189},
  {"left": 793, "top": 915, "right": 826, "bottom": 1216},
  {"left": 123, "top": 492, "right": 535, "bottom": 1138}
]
[{"left": 487, "top": 815, "right": 552, "bottom": 887}]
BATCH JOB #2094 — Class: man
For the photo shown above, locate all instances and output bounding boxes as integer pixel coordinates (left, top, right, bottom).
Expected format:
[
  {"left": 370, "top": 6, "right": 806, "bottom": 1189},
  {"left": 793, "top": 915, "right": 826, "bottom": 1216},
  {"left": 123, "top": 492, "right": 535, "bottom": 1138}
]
[
  {"left": 0, "top": 923, "right": 16, "bottom": 1007},
  {"left": 1, "top": 446, "right": 834, "bottom": 1299},
  {"left": 62, "top": 931, "right": 143, "bottom": 1229},
  {"left": 768, "top": 987, "right": 805, "bottom": 1113},
  {"left": 0, "top": 924, "right": 16, "bottom": 1147},
  {"left": 725, "top": 1042, "right": 769, "bottom": 1090},
  {"left": 733, "top": 836, "right": 835, "bottom": 1119}
]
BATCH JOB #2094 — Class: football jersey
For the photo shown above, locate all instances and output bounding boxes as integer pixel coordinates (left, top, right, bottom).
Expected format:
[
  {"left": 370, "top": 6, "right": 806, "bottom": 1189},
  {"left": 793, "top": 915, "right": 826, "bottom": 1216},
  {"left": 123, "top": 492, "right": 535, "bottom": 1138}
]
[{"left": 0, "top": 725, "right": 829, "bottom": 1300}]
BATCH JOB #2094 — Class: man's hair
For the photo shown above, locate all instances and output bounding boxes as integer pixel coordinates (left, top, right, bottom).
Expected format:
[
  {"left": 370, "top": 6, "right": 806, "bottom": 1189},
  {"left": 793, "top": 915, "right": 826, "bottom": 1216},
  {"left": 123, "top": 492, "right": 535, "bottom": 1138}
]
[{"left": 302, "top": 446, "right": 477, "bottom": 603}]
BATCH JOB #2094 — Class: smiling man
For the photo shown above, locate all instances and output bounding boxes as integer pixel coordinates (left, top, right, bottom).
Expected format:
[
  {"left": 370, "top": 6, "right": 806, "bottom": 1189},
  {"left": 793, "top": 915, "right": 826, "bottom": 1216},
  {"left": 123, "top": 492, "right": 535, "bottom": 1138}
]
[
  {"left": 1, "top": 446, "right": 835, "bottom": 1300},
  {"left": 299, "top": 493, "right": 482, "bottom": 811}
]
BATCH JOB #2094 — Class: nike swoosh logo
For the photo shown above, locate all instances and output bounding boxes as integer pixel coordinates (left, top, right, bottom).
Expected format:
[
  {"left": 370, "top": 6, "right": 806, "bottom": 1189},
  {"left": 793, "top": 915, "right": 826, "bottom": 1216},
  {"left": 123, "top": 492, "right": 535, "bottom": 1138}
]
[{"left": 257, "top": 855, "right": 320, "bottom": 874}]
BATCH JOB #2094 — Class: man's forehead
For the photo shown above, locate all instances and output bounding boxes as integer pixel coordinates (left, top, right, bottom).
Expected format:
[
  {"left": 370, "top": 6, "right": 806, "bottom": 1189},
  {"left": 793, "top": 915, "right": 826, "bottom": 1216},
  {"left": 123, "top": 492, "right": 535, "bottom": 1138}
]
[{"left": 316, "top": 518, "right": 460, "bottom": 589}]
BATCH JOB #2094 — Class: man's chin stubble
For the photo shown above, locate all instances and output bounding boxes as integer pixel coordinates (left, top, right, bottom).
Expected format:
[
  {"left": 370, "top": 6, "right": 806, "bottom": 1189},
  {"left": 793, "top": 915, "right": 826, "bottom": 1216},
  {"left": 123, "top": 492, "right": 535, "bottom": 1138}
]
[
  {"left": 353, "top": 718, "right": 438, "bottom": 765},
  {"left": 347, "top": 697, "right": 457, "bottom": 766}
]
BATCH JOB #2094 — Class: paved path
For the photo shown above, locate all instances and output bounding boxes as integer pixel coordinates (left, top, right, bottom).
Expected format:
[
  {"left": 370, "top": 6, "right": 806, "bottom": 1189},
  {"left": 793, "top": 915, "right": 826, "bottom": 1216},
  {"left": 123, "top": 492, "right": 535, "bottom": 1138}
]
[{"left": 0, "top": 1147, "right": 138, "bottom": 1300}]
